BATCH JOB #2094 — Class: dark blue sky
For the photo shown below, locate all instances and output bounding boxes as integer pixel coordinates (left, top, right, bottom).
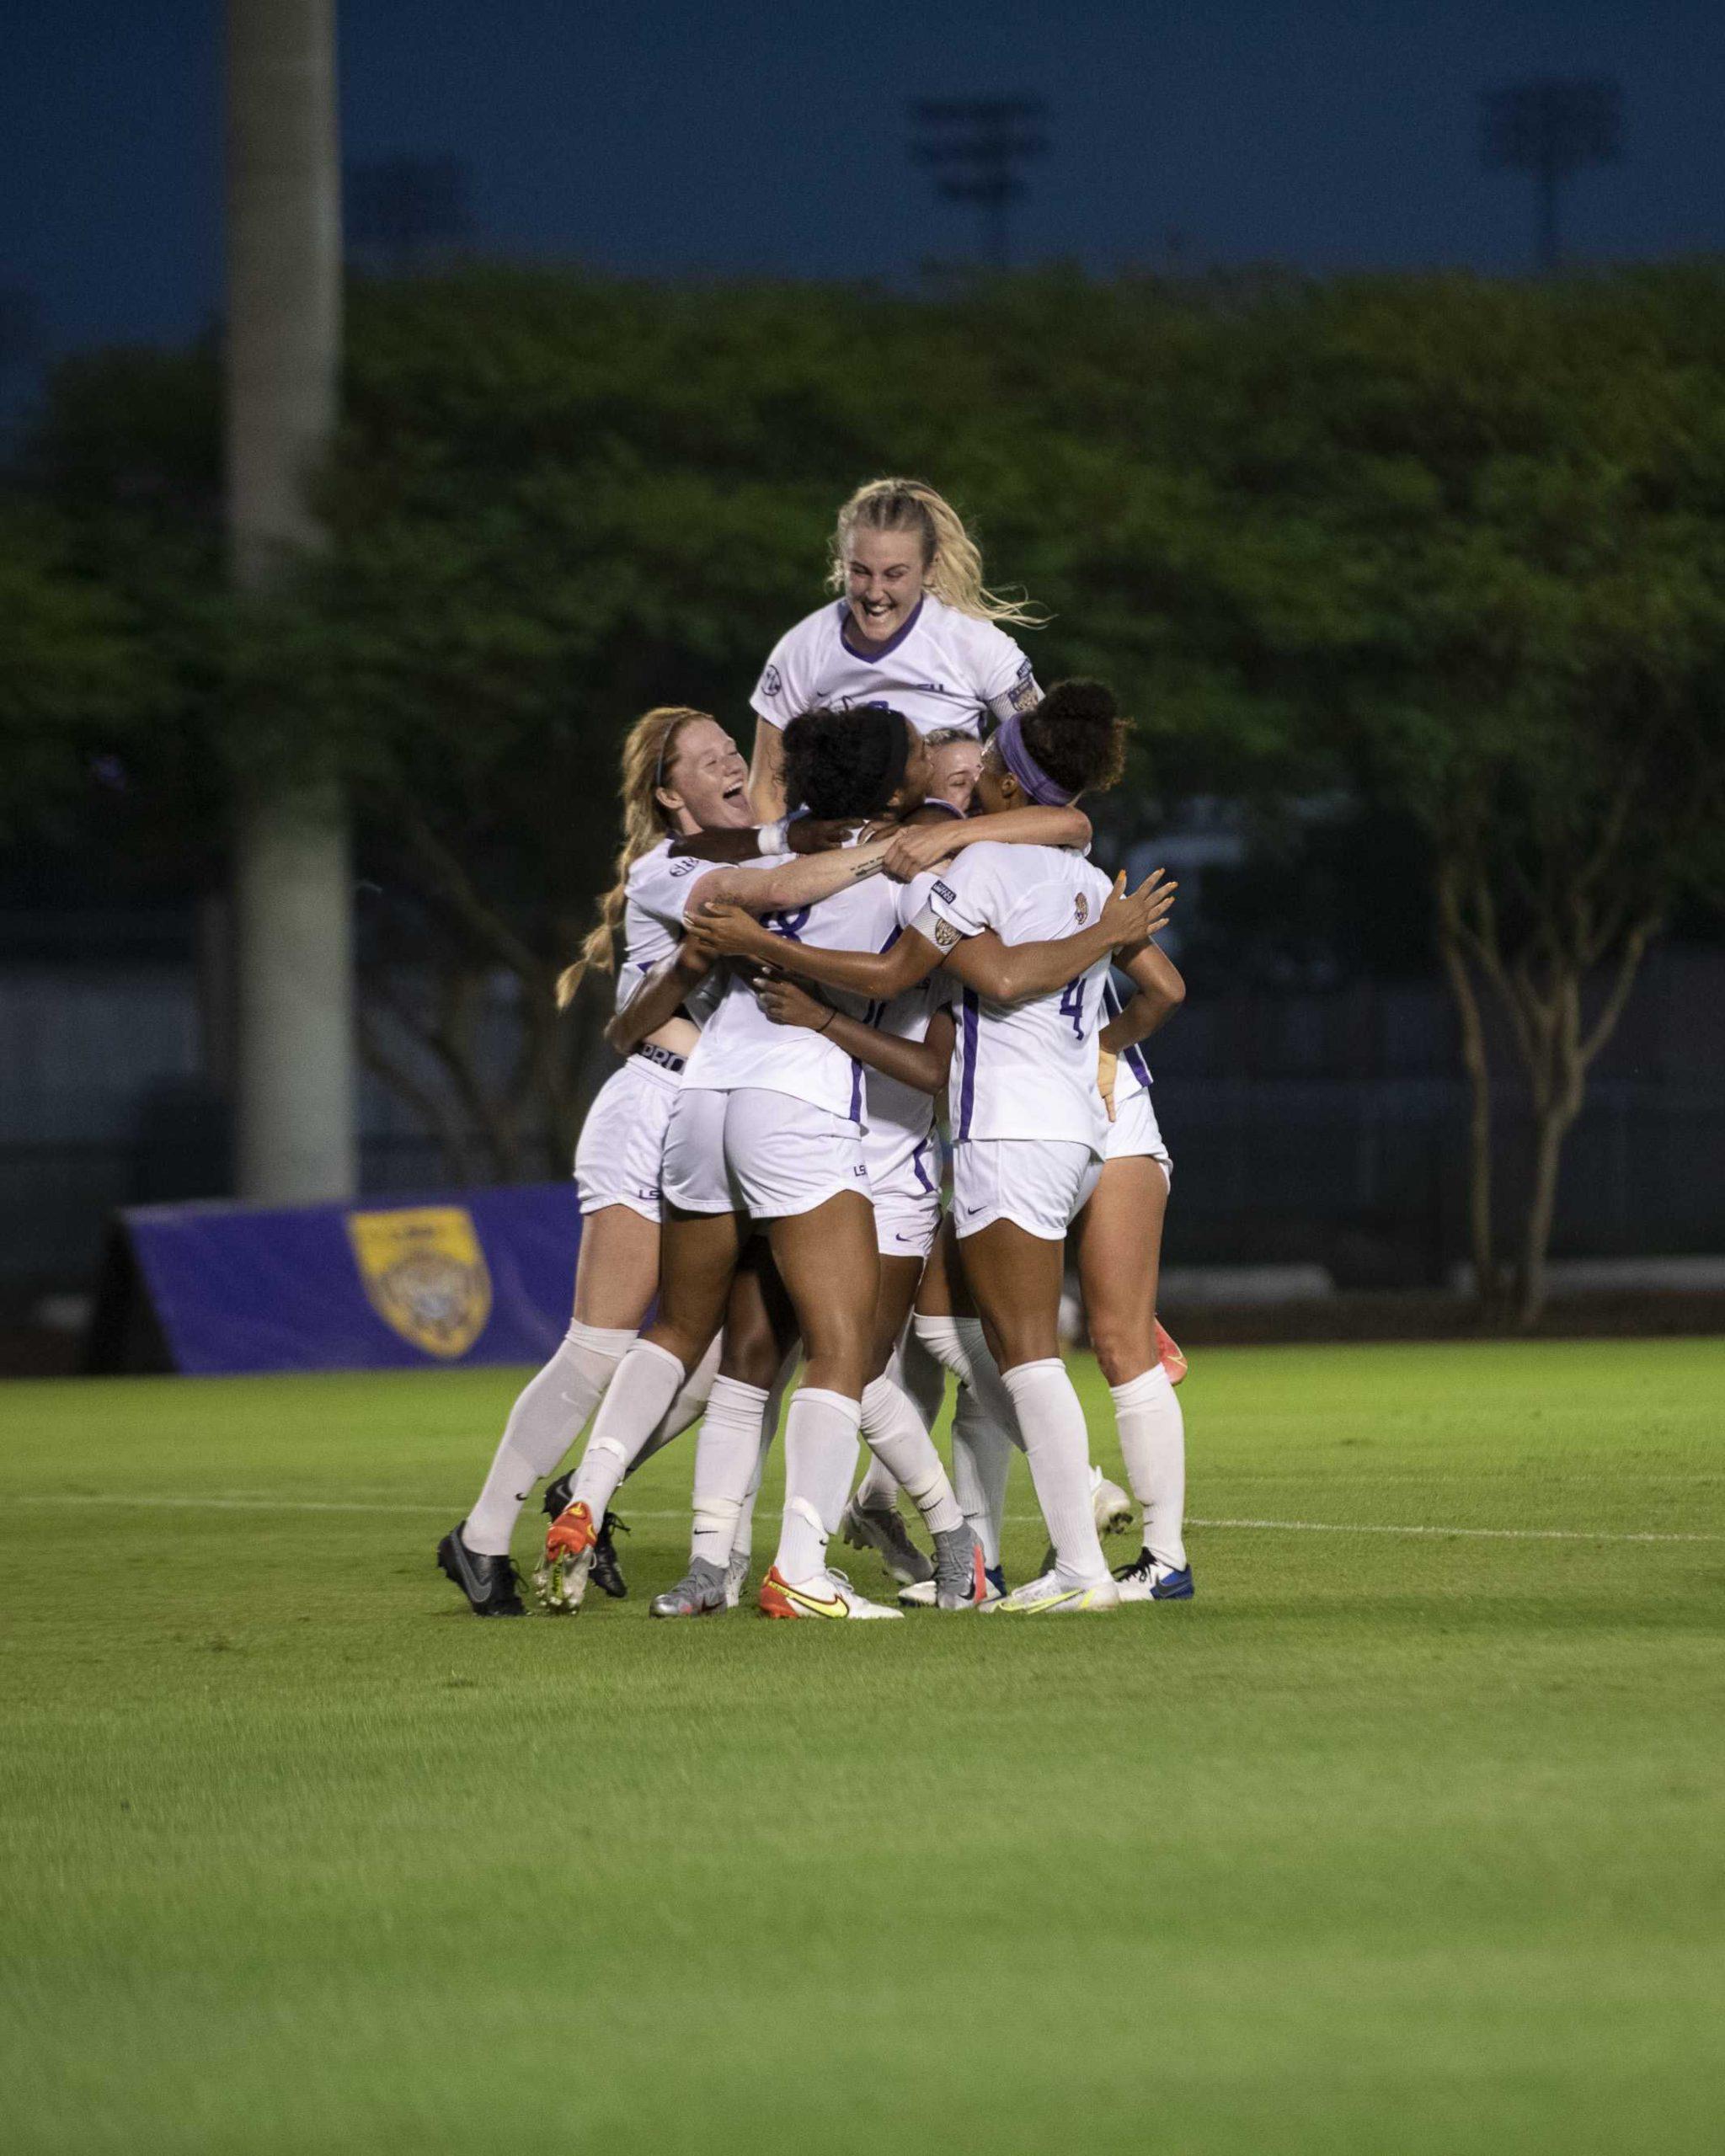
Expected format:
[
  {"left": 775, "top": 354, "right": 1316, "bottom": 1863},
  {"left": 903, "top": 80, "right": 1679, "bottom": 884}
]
[{"left": 7, "top": 0, "right": 1723, "bottom": 366}]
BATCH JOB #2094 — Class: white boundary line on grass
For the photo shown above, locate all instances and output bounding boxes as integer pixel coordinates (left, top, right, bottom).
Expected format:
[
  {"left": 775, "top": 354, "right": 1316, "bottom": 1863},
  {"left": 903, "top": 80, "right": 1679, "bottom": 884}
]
[{"left": 11, "top": 1492, "right": 1722, "bottom": 1545}]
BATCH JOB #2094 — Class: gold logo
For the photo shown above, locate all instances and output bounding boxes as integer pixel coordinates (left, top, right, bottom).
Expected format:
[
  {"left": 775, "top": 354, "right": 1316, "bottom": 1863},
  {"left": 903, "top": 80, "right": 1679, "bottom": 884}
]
[{"left": 347, "top": 1206, "right": 493, "bottom": 1359}]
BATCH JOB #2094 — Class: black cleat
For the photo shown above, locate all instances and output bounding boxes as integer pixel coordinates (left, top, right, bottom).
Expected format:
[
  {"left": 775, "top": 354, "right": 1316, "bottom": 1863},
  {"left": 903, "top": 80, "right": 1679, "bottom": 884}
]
[
  {"left": 437, "top": 1524, "right": 525, "bottom": 1616},
  {"left": 590, "top": 1512, "right": 630, "bottom": 1598},
  {"left": 541, "top": 1478, "right": 628, "bottom": 1597}
]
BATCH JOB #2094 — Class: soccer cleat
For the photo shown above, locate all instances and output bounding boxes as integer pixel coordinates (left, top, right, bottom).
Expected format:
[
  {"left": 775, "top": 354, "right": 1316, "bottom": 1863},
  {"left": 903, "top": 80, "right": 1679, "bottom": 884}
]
[
  {"left": 984, "top": 1567, "right": 1121, "bottom": 1615},
  {"left": 588, "top": 1511, "right": 630, "bottom": 1599},
  {"left": 1156, "top": 1320, "right": 1188, "bottom": 1386},
  {"left": 542, "top": 1470, "right": 576, "bottom": 1519},
  {"left": 932, "top": 1524, "right": 988, "bottom": 1609},
  {"left": 900, "top": 1561, "right": 1006, "bottom": 1609},
  {"left": 436, "top": 1524, "right": 525, "bottom": 1616},
  {"left": 537, "top": 1501, "right": 600, "bottom": 1614},
  {"left": 1113, "top": 1549, "right": 1195, "bottom": 1602},
  {"left": 724, "top": 1550, "right": 750, "bottom": 1610},
  {"left": 649, "top": 1556, "right": 729, "bottom": 1619},
  {"left": 840, "top": 1497, "right": 934, "bottom": 1586},
  {"left": 758, "top": 1565, "right": 904, "bottom": 1620},
  {"left": 1091, "top": 1465, "right": 1135, "bottom": 1537}
]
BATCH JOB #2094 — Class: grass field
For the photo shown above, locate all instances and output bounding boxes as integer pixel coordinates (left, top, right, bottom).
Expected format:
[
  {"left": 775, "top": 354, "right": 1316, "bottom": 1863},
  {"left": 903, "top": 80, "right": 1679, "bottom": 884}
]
[{"left": 3, "top": 1338, "right": 1722, "bottom": 2154}]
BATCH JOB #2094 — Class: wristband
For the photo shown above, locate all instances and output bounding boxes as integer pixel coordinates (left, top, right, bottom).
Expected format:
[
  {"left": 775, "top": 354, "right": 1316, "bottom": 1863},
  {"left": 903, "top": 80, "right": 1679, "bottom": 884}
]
[
  {"left": 819, "top": 1006, "right": 838, "bottom": 1034},
  {"left": 757, "top": 819, "right": 788, "bottom": 856}
]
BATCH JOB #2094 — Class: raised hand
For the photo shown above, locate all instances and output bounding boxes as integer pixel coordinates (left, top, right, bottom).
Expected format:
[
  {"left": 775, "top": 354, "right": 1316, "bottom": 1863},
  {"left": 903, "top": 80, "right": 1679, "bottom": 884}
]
[{"left": 1100, "top": 867, "right": 1178, "bottom": 949}]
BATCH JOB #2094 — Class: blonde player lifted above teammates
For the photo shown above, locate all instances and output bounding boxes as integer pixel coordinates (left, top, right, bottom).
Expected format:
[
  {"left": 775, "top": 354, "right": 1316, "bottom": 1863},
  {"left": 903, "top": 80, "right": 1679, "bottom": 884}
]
[
  {"left": 436, "top": 707, "right": 894, "bottom": 1618},
  {"left": 746, "top": 478, "right": 1044, "bottom": 819},
  {"left": 691, "top": 681, "right": 1172, "bottom": 1613}
]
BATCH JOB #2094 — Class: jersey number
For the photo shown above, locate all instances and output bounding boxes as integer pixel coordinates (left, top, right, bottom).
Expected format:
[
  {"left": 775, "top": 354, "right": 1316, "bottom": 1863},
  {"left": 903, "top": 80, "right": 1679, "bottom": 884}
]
[
  {"left": 1058, "top": 974, "right": 1087, "bottom": 1041},
  {"left": 763, "top": 906, "right": 811, "bottom": 943}
]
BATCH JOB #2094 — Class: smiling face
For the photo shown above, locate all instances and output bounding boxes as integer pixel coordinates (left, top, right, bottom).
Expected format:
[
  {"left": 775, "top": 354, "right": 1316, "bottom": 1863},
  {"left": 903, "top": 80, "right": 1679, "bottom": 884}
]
[
  {"left": 844, "top": 523, "right": 928, "bottom": 647},
  {"left": 656, "top": 718, "right": 752, "bottom": 834}
]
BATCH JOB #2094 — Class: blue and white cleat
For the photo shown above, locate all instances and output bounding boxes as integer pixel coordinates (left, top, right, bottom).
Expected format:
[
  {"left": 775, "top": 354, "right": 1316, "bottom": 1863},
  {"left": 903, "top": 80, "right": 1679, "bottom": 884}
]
[{"left": 1113, "top": 1549, "right": 1195, "bottom": 1602}]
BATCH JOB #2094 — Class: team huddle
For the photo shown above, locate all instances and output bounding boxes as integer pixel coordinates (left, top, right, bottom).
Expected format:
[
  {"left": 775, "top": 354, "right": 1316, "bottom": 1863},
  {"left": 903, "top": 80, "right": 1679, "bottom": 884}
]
[{"left": 437, "top": 478, "right": 1193, "bottom": 1620}]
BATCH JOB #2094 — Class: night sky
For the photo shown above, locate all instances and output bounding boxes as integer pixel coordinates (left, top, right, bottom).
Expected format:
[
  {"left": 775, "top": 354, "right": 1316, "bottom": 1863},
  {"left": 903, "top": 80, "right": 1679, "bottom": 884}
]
[{"left": 7, "top": 0, "right": 1724, "bottom": 369}]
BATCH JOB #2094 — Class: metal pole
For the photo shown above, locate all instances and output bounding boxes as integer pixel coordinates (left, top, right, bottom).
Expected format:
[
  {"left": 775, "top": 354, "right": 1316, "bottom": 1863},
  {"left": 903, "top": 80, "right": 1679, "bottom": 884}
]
[{"left": 224, "top": 0, "right": 355, "bottom": 1202}]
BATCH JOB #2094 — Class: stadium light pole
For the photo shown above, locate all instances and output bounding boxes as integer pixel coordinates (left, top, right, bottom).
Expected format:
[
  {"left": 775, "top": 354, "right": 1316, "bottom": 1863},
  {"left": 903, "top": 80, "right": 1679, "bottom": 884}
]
[
  {"left": 1481, "top": 77, "right": 1622, "bottom": 273},
  {"left": 225, "top": 0, "right": 355, "bottom": 1203},
  {"left": 910, "top": 98, "right": 1049, "bottom": 271}
]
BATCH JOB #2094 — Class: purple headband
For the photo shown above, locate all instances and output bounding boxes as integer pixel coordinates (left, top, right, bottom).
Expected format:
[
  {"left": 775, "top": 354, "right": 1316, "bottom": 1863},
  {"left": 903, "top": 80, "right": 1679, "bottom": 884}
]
[{"left": 994, "top": 712, "right": 1076, "bottom": 807}]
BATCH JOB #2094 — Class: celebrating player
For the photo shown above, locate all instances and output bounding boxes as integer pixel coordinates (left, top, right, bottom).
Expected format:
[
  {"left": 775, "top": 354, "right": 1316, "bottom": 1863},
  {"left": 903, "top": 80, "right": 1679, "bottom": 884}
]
[
  {"left": 691, "top": 681, "right": 1168, "bottom": 1612},
  {"left": 746, "top": 478, "right": 1043, "bottom": 819}
]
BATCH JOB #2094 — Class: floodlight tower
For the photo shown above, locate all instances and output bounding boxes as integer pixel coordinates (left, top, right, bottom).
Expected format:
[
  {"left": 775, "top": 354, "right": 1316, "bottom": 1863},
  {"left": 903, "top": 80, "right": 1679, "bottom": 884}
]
[
  {"left": 910, "top": 98, "right": 1049, "bottom": 271},
  {"left": 1482, "top": 77, "right": 1622, "bottom": 272}
]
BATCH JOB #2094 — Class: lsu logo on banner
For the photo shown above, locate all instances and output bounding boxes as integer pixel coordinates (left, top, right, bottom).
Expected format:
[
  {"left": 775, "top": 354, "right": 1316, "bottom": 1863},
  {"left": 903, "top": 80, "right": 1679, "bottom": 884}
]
[{"left": 346, "top": 1206, "right": 493, "bottom": 1359}]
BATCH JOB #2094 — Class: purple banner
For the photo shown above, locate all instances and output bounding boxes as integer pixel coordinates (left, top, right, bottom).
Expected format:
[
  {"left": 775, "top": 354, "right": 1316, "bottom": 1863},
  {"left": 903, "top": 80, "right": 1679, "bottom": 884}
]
[{"left": 122, "top": 1183, "right": 582, "bottom": 1376}]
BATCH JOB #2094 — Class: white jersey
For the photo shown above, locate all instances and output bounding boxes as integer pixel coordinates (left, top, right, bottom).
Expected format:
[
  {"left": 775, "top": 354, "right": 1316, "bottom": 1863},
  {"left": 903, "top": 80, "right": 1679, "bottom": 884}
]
[
  {"left": 751, "top": 595, "right": 1039, "bottom": 743},
  {"left": 615, "top": 840, "right": 720, "bottom": 1026},
  {"left": 918, "top": 842, "right": 1114, "bottom": 1155},
  {"left": 856, "top": 870, "right": 952, "bottom": 1159},
  {"left": 681, "top": 859, "right": 903, "bottom": 1122}
]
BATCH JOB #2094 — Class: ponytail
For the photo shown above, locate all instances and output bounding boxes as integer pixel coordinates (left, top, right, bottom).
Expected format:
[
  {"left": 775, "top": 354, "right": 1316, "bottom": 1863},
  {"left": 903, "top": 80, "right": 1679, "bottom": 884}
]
[
  {"left": 555, "top": 706, "right": 709, "bottom": 1009},
  {"left": 827, "top": 477, "right": 1046, "bottom": 631}
]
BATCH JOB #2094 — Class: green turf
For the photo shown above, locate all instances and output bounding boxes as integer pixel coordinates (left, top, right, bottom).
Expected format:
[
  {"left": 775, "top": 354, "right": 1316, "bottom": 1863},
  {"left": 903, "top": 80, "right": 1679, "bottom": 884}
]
[{"left": 2, "top": 1339, "right": 1722, "bottom": 2154}]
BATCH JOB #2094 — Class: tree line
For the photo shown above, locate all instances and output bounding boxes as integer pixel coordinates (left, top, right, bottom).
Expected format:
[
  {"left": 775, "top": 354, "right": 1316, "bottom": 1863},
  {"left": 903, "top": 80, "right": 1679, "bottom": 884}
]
[{"left": 4, "top": 264, "right": 1723, "bottom": 1321}]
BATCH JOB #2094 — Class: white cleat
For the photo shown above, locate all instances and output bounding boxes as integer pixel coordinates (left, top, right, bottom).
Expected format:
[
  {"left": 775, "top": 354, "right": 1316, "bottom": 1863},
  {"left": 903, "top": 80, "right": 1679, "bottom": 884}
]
[
  {"left": 983, "top": 1568, "right": 1121, "bottom": 1615},
  {"left": 724, "top": 1550, "right": 750, "bottom": 1610},
  {"left": 759, "top": 1565, "right": 904, "bottom": 1620},
  {"left": 1091, "top": 1465, "right": 1135, "bottom": 1538}
]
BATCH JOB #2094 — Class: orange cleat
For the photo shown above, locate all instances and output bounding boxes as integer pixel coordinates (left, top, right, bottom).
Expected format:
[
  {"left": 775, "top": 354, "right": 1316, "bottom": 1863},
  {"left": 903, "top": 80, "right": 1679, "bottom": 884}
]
[
  {"left": 536, "top": 1500, "right": 599, "bottom": 1613},
  {"left": 757, "top": 1565, "right": 902, "bottom": 1620},
  {"left": 1156, "top": 1320, "right": 1188, "bottom": 1386}
]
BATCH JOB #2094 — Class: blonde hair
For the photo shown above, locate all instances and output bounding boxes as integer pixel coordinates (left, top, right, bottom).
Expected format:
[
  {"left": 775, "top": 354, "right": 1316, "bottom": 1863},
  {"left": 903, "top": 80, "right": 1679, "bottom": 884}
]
[
  {"left": 555, "top": 706, "right": 711, "bottom": 1010},
  {"left": 827, "top": 477, "right": 1046, "bottom": 631}
]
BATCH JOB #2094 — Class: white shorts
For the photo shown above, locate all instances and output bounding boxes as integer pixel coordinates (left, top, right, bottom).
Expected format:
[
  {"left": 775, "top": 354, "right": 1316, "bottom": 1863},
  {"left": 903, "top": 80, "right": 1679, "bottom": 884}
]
[
  {"left": 573, "top": 1054, "right": 680, "bottom": 1224},
  {"left": 865, "top": 1123, "right": 943, "bottom": 1259},
  {"left": 950, "top": 1139, "right": 1103, "bottom": 1243},
  {"left": 663, "top": 1086, "right": 869, "bottom": 1222},
  {"left": 1104, "top": 1086, "right": 1172, "bottom": 1186}
]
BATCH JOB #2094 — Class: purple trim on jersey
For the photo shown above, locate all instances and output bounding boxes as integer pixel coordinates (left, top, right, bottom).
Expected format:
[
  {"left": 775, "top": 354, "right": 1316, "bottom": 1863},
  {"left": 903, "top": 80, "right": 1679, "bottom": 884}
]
[
  {"left": 1103, "top": 978, "right": 1153, "bottom": 1090},
  {"left": 911, "top": 1138, "right": 936, "bottom": 1193},
  {"left": 838, "top": 595, "right": 926, "bottom": 664},
  {"left": 849, "top": 1058, "right": 863, "bottom": 1122},
  {"left": 957, "top": 988, "right": 980, "bottom": 1140},
  {"left": 921, "top": 798, "right": 967, "bottom": 820}
]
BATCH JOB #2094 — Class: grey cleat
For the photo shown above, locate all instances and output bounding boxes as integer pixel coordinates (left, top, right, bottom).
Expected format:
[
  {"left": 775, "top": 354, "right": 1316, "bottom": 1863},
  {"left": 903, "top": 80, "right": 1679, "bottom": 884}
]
[
  {"left": 649, "top": 1556, "right": 729, "bottom": 1620},
  {"left": 724, "top": 1550, "right": 750, "bottom": 1610},
  {"left": 840, "top": 1497, "right": 934, "bottom": 1586},
  {"left": 932, "top": 1523, "right": 988, "bottom": 1609}
]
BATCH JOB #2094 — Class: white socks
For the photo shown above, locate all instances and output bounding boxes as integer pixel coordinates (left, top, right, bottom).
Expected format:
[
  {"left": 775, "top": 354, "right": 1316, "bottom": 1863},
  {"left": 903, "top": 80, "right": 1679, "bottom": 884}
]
[
  {"left": 859, "top": 1375, "right": 963, "bottom": 1537},
  {"left": 691, "top": 1374, "right": 772, "bottom": 1567},
  {"left": 951, "top": 1383, "right": 1012, "bottom": 1568},
  {"left": 772, "top": 1388, "right": 862, "bottom": 1582},
  {"left": 1112, "top": 1365, "right": 1187, "bottom": 1569},
  {"left": 568, "top": 1338, "right": 686, "bottom": 1521},
  {"left": 464, "top": 1321, "right": 634, "bottom": 1555},
  {"left": 1001, "top": 1358, "right": 1109, "bottom": 1588},
  {"left": 628, "top": 1332, "right": 722, "bottom": 1477}
]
